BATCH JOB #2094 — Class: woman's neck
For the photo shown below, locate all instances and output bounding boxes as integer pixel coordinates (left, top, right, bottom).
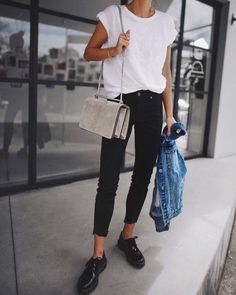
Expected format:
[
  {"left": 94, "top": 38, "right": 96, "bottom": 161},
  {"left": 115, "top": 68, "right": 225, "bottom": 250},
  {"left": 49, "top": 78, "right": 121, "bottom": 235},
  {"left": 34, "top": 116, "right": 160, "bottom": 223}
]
[{"left": 126, "top": 0, "right": 154, "bottom": 18}]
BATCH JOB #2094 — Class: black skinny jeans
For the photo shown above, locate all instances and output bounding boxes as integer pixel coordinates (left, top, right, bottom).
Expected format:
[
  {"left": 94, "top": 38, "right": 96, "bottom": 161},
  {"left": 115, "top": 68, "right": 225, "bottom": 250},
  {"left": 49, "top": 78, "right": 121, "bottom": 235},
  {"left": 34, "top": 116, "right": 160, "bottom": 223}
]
[{"left": 93, "top": 89, "right": 163, "bottom": 237}]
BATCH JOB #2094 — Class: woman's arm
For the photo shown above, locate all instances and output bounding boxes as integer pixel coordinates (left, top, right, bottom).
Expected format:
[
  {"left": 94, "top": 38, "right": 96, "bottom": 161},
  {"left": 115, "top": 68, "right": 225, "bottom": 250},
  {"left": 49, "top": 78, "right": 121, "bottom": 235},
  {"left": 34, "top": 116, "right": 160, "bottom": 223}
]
[
  {"left": 83, "top": 20, "right": 130, "bottom": 61},
  {"left": 162, "top": 45, "right": 177, "bottom": 136}
]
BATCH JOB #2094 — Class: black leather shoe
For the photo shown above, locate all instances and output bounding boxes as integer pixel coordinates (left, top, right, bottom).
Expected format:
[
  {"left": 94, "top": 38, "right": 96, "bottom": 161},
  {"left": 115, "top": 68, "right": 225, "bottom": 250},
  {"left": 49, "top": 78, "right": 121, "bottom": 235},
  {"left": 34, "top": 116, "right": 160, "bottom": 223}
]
[
  {"left": 117, "top": 231, "right": 145, "bottom": 268},
  {"left": 77, "top": 251, "right": 107, "bottom": 294}
]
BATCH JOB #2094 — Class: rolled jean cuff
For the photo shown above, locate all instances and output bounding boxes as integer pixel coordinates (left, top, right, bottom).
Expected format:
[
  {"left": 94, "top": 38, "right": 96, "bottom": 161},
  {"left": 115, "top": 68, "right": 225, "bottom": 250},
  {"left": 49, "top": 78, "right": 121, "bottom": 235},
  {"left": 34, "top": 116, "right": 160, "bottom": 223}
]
[{"left": 92, "top": 228, "right": 108, "bottom": 237}]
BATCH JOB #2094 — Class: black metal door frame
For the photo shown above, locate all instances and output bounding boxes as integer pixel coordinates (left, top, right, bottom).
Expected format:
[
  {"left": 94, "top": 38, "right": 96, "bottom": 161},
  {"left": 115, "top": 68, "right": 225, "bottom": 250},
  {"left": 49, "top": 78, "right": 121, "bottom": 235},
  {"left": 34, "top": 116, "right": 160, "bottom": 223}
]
[{"left": 173, "top": 0, "right": 230, "bottom": 159}]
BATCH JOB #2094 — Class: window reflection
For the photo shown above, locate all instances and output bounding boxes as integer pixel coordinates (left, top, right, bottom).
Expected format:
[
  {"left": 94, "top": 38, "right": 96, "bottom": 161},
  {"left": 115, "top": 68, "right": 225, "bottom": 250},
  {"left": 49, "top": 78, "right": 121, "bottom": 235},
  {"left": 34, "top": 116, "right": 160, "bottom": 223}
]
[
  {"left": 0, "top": 82, "right": 29, "bottom": 186},
  {"left": 37, "top": 85, "right": 103, "bottom": 179},
  {"left": 0, "top": 4, "right": 29, "bottom": 187},
  {"left": 38, "top": 14, "right": 101, "bottom": 83},
  {"left": 176, "top": 45, "right": 211, "bottom": 157},
  {"left": 0, "top": 5, "right": 30, "bottom": 79},
  {"left": 184, "top": 0, "right": 213, "bottom": 49},
  {"left": 0, "top": 0, "right": 218, "bottom": 186},
  {"left": 154, "top": 0, "right": 182, "bottom": 32},
  {"left": 180, "top": 47, "right": 210, "bottom": 94},
  {"left": 177, "top": 91, "right": 208, "bottom": 156},
  {"left": 39, "top": 0, "right": 120, "bottom": 19}
]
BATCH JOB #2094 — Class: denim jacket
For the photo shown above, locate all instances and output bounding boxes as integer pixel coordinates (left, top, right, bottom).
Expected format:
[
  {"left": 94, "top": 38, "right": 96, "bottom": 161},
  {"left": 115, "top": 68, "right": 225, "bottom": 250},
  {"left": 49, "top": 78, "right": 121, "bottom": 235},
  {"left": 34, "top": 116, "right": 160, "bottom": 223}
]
[{"left": 149, "top": 122, "right": 187, "bottom": 232}]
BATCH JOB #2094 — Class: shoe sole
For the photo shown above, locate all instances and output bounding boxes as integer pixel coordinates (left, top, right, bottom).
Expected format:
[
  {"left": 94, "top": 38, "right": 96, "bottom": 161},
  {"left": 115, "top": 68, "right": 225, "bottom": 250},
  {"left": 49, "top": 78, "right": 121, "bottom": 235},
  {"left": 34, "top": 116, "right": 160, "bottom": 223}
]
[
  {"left": 77, "top": 259, "right": 107, "bottom": 295},
  {"left": 117, "top": 239, "right": 145, "bottom": 269}
]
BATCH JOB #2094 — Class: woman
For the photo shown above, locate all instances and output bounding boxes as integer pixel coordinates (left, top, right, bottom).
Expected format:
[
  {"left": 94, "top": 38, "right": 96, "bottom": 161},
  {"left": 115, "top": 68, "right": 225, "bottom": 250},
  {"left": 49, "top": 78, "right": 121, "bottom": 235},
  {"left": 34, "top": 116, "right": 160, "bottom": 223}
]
[{"left": 77, "top": 1, "right": 178, "bottom": 293}]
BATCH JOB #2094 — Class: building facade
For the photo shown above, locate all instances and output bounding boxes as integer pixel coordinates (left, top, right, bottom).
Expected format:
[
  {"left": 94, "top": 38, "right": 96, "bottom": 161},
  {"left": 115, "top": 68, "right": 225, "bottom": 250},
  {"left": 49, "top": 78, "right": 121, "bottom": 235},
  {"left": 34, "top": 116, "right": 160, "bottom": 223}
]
[{"left": 0, "top": 0, "right": 233, "bottom": 196}]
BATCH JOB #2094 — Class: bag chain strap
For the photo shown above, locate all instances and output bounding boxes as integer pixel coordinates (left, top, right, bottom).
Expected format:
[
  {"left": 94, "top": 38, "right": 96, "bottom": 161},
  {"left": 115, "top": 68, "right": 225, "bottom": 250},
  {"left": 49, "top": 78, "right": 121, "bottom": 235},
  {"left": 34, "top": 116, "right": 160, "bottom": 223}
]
[{"left": 95, "top": 5, "right": 125, "bottom": 104}]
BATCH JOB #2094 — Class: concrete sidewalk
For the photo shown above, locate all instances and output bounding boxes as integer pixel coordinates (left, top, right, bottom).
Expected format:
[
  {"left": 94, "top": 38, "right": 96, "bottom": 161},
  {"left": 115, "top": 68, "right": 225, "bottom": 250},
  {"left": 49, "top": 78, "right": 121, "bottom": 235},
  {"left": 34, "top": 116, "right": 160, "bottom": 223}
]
[{"left": 0, "top": 156, "right": 236, "bottom": 295}]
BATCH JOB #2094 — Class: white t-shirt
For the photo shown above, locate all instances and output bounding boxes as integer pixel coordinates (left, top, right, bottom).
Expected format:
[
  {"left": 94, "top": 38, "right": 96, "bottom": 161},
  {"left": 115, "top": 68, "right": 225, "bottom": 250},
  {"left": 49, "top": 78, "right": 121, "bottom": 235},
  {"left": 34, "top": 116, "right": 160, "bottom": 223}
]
[{"left": 96, "top": 4, "right": 178, "bottom": 98}]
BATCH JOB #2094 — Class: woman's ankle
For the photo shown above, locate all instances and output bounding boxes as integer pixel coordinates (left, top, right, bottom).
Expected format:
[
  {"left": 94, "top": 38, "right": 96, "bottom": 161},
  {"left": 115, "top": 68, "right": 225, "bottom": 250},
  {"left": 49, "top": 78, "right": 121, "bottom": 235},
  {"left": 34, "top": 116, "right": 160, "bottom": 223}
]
[
  {"left": 92, "top": 249, "right": 104, "bottom": 259},
  {"left": 122, "top": 222, "right": 136, "bottom": 239}
]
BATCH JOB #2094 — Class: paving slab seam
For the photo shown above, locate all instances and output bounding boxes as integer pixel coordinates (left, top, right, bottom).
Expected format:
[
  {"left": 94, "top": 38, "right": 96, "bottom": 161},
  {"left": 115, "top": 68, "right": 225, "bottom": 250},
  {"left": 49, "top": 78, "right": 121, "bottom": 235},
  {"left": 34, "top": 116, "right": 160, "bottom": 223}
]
[{"left": 8, "top": 195, "right": 19, "bottom": 295}]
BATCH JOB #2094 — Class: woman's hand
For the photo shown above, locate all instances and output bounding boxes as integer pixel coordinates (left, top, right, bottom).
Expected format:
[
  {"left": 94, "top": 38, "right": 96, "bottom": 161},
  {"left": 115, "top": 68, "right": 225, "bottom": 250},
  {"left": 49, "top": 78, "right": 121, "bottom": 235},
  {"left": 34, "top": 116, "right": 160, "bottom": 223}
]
[
  {"left": 115, "top": 30, "right": 130, "bottom": 55},
  {"left": 165, "top": 115, "right": 177, "bottom": 136}
]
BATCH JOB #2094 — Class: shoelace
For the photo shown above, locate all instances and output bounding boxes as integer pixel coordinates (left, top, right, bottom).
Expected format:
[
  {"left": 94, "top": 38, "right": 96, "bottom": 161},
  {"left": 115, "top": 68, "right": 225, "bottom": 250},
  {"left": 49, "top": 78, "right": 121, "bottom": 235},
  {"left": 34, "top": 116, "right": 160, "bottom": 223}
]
[{"left": 85, "top": 256, "right": 103, "bottom": 271}]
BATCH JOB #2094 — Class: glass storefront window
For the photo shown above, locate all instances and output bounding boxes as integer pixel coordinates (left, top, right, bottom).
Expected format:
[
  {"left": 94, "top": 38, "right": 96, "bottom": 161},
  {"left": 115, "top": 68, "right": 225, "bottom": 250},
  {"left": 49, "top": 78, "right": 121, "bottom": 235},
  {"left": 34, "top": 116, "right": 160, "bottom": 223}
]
[
  {"left": 177, "top": 91, "right": 208, "bottom": 156},
  {"left": 184, "top": 0, "right": 213, "bottom": 49},
  {"left": 180, "top": 46, "right": 211, "bottom": 93},
  {"left": 0, "top": 4, "right": 30, "bottom": 79},
  {"left": 37, "top": 84, "right": 102, "bottom": 179},
  {"left": 0, "top": 0, "right": 224, "bottom": 194},
  {"left": 154, "top": 0, "right": 182, "bottom": 34},
  {"left": 0, "top": 82, "right": 29, "bottom": 187},
  {"left": 176, "top": 45, "right": 211, "bottom": 157},
  {"left": 37, "top": 10, "right": 115, "bottom": 179},
  {"left": 38, "top": 13, "right": 101, "bottom": 83},
  {"left": 0, "top": 4, "right": 30, "bottom": 188},
  {"left": 39, "top": 0, "right": 121, "bottom": 19}
]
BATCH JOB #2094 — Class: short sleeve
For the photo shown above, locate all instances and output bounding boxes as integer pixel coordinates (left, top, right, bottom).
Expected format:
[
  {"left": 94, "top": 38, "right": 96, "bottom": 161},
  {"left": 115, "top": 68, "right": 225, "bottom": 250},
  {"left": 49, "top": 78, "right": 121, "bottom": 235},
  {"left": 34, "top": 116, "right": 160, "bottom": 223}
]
[
  {"left": 96, "top": 5, "right": 114, "bottom": 36},
  {"left": 167, "top": 15, "right": 178, "bottom": 45}
]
